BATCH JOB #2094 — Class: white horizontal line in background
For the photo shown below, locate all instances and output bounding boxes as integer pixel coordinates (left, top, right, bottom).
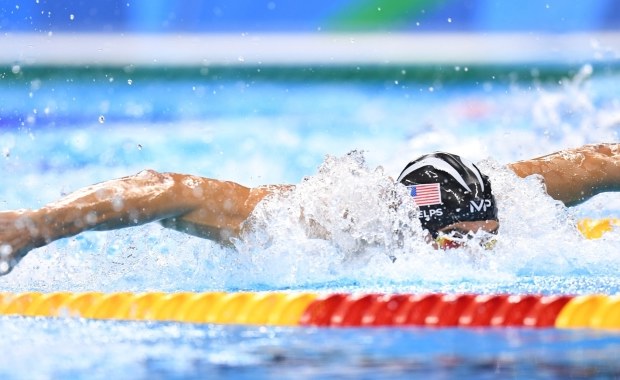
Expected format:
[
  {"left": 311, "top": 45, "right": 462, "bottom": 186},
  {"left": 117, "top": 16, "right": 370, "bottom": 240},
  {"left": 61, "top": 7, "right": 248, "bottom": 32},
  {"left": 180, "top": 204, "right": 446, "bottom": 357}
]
[{"left": 1, "top": 32, "right": 619, "bottom": 66}]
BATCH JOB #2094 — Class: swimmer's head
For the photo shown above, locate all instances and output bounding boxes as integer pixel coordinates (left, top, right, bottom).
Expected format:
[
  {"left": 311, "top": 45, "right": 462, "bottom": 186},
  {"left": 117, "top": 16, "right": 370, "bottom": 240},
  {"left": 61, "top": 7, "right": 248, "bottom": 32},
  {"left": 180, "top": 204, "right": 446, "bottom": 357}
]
[{"left": 397, "top": 152, "right": 498, "bottom": 238}]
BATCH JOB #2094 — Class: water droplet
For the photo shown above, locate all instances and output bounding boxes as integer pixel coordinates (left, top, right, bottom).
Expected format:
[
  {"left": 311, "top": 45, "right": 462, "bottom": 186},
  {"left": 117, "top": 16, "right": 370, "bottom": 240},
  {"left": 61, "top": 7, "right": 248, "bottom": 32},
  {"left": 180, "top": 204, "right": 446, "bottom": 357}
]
[
  {"left": 0, "top": 244, "right": 13, "bottom": 257},
  {"left": 11, "top": 65, "right": 20, "bottom": 74},
  {"left": 98, "top": 115, "right": 105, "bottom": 123},
  {"left": 447, "top": 17, "right": 452, "bottom": 23},
  {"left": 69, "top": 14, "right": 74, "bottom": 20}
]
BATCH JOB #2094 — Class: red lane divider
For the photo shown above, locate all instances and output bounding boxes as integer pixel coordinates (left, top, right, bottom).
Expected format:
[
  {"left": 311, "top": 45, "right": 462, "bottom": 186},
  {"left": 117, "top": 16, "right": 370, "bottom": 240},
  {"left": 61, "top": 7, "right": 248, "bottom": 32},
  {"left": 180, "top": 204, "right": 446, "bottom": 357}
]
[
  {"left": 491, "top": 295, "right": 541, "bottom": 326},
  {"left": 331, "top": 293, "right": 381, "bottom": 327},
  {"left": 299, "top": 293, "right": 576, "bottom": 328},
  {"left": 403, "top": 294, "right": 445, "bottom": 325},
  {"left": 362, "top": 294, "right": 411, "bottom": 326},
  {"left": 459, "top": 294, "right": 509, "bottom": 327},
  {"left": 300, "top": 293, "right": 348, "bottom": 326},
  {"left": 426, "top": 294, "right": 477, "bottom": 327},
  {"left": 523, "top": 295, "right": 573, "bottom": 327}
]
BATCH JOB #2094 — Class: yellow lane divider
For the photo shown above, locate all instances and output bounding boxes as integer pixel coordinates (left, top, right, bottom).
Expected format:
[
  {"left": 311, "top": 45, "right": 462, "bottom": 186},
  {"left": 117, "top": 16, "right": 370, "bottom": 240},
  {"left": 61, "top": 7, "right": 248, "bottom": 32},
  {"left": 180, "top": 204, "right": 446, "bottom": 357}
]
[
  {"left": 578, "top": 218, "right": 620, "bottom": 239},
  {"left": 555, "top": 295, "right": 609, "bottom": 329},
  {"left": 0, "top": 291, "right": 319, "bottom": 326}
]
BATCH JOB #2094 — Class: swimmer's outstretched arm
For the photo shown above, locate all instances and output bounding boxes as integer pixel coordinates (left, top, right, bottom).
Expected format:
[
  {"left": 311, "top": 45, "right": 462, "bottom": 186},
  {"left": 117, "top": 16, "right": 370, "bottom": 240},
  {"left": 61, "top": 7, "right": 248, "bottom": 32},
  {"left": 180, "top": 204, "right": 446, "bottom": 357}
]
[
  {"left": 0, "top": 170, "right": 285, "bottom": 274},
  {"left": 508, "top": 143, "right": 620, "bottom": 206}
]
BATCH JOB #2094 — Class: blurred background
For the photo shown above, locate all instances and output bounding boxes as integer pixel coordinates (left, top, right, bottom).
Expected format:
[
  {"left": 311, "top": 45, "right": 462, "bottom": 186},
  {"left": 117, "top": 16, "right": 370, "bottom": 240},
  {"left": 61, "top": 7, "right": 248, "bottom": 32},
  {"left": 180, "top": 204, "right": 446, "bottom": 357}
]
[
  {"left": 2, "top": 0, "right": 620, "bottom": 33},
  {"left": 2, "top": 0, "right": 620, "bottom": 65}
]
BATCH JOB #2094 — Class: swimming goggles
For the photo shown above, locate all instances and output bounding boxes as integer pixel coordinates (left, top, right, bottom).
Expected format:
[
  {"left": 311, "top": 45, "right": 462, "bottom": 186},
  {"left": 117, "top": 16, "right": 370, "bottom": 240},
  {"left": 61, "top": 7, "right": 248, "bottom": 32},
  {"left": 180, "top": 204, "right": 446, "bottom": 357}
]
[{"left": 435, "top": 229, "right": 498, "bottom": 250}]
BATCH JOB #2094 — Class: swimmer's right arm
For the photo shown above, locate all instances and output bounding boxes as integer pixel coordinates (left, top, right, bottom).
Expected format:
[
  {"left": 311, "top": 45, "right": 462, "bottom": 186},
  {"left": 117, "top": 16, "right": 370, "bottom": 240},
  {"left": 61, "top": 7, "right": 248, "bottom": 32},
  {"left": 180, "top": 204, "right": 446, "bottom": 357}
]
[
  {"left": 0, "top": 170, "right": 287, "bottom": 274},
  {"left": 508, "top": 143, "right": 620, "bottom": 206}
]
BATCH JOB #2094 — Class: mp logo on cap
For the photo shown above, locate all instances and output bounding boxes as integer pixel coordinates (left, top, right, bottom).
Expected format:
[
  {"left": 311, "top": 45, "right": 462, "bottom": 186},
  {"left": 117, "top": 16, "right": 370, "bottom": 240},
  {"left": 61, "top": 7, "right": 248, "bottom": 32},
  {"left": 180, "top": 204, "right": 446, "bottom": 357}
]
[{"left": 470, "top": 199, "right": 492, "bottom": 213}]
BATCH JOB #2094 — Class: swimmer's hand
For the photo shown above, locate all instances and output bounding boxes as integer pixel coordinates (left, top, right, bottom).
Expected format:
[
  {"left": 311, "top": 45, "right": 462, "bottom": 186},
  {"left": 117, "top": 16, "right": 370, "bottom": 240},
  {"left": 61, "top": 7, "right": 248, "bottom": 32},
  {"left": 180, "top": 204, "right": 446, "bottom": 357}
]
[{"left": 0, "top": 210, "right": 43, "bottom": 275}]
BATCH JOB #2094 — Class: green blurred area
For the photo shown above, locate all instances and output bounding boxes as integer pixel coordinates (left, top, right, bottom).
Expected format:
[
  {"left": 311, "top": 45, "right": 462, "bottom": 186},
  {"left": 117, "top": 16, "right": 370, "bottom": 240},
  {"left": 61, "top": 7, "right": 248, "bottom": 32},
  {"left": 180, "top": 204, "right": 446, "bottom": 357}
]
[{"left": 2, "top": 63, "right": 616, "bottom": 85}]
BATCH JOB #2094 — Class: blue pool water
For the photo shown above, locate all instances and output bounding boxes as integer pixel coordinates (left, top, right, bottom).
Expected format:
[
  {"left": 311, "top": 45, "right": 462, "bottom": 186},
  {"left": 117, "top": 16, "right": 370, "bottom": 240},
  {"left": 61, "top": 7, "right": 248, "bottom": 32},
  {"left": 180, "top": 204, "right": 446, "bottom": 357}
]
[
  {"left": 1, "top": 64, "right": 620, "bottom": 378},
  {"left": 1, "top": 317, "right": 620, "bottom": 380}
]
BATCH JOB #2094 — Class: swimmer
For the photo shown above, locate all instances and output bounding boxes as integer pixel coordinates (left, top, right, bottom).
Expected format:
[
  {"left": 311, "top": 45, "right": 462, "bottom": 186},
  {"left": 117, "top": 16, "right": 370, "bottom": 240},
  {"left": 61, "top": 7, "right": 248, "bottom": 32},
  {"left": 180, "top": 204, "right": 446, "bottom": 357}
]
[{"left": 0, "top": 142, "right": 618, "bottom": 275}]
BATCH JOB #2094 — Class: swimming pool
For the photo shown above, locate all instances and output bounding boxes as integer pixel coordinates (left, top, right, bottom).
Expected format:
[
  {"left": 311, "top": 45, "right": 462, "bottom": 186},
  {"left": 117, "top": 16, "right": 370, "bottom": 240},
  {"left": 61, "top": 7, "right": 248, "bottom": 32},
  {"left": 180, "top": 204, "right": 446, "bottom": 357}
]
[{"left": 1, "top": 63, "right": 620, "bottom": 379}]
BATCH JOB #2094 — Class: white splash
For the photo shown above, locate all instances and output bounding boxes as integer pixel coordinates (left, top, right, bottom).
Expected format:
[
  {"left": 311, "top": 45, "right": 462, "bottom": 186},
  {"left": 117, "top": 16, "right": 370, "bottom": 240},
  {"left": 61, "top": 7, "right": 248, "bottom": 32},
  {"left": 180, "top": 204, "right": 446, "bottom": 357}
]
[{"left": 233, "top": 150, "right": 426, "bottom": 287}]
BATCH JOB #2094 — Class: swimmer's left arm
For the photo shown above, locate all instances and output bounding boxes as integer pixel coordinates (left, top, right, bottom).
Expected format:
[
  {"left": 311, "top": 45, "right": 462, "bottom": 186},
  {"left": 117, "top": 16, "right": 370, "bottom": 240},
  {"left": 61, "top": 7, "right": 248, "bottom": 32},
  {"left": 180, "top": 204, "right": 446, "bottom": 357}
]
[{"left": 508, "top": 143, "right": 620, "bottom": 206}]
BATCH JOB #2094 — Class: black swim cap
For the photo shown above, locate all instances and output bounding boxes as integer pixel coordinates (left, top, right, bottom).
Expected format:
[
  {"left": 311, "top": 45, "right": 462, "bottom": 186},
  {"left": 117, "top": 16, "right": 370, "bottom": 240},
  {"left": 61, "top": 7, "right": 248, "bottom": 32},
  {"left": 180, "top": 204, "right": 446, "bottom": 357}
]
[{"left": 397, "top": 152, "right": 498, "bottom": 238}]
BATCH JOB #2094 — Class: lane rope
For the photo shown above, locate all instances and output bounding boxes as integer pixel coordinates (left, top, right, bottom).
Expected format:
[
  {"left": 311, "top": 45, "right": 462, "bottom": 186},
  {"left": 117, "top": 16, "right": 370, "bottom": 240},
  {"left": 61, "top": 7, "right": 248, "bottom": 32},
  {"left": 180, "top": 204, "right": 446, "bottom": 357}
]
[
  {"left": 577, "top": 217, "right": 620, "bottom": 239},
  {"left": 0, "top": 291, "right": 619, "bottom": 329}
]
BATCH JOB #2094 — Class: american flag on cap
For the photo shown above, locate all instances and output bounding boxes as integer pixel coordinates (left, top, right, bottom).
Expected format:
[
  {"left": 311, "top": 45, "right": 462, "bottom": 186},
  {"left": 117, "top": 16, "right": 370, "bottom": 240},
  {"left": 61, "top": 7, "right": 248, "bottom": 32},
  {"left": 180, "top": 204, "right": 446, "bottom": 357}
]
[{"left": 407, "top": 183, "right": 442, "bottom": 206}]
